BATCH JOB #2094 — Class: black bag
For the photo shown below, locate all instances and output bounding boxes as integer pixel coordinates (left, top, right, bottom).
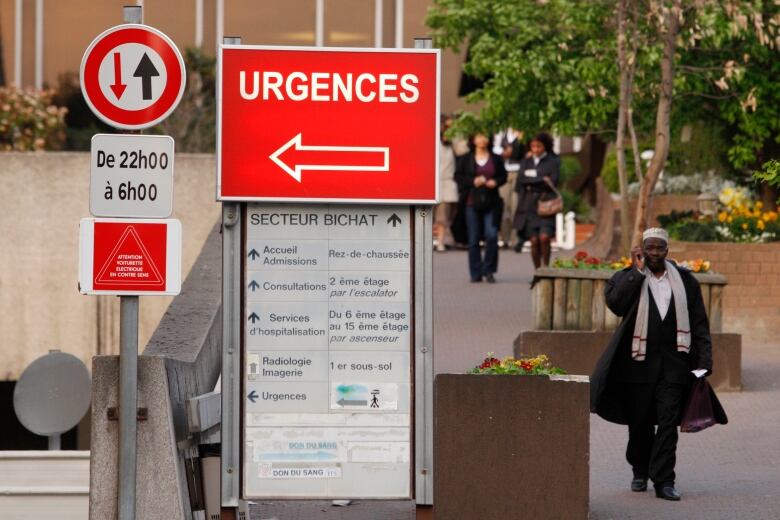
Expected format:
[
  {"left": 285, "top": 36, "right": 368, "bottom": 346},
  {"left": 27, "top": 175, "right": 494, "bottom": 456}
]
[
  {"left": 680, "top": 378, "right": 728, "bottom": 433},
  {"left": 471, "top": 187, "right": 497, "bottom": 211}
]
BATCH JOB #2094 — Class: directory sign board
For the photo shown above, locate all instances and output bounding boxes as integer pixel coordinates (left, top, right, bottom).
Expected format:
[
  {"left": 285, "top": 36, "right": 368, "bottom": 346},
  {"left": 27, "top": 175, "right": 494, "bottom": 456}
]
[
  {"left": 90, "top": 134, "right": 175, "bottom": 218},
  {"left": 218, "top": 46, "right": 440, "bottom": 203},
  {"left": 243, "top": 204, "right": 412, "bottom": 498}
]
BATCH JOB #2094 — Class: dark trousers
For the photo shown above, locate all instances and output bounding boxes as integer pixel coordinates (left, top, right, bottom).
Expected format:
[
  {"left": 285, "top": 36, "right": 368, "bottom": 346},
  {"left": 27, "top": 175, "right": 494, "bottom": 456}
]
[
  {"left": 622, "top": 377, "right": 686, "bottom": 485},
  {"left": 465, "top": 205, "right": 499, "bottom": 280}
]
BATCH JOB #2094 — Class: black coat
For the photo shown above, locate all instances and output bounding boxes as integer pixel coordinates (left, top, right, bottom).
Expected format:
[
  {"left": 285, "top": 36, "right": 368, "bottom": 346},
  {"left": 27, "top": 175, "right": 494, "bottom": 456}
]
[
  {"left": 513, "top": 153, "right": 560, "bottom": 231},
  {"left": 590, "top": 265, "right": 717, "bottom": 425},
  {"left": 454, "top": 152, "right": 508, "bottom": 213}
]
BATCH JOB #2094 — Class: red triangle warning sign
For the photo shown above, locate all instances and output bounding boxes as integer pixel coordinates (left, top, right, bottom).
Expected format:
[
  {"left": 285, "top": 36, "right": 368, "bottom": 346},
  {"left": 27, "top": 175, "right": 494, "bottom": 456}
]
[{"left": 95, "top": 225, "right": 164, "bottom": 285}]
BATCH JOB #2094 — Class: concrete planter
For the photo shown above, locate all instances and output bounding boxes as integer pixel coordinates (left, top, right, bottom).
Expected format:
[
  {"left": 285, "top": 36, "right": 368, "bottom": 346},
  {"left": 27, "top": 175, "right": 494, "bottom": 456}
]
[
  {"left": 434, "top": 374, "right": 589, "bottom": 520},
  {"left": 515, "top": 331, "right": 742, "bottom": 392},
  {"left": 532, "top": 267, "right": 727, "bottom": 332}
]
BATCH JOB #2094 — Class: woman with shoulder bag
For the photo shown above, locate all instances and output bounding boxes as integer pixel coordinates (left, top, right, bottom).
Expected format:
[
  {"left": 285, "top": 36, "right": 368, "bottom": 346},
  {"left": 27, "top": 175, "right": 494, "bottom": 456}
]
[
  {"left": 513, "top": 133, "right": 561, "bottom": 268},
  {"left": 454, "top": 132, "right": 508, "bottom": 283}
]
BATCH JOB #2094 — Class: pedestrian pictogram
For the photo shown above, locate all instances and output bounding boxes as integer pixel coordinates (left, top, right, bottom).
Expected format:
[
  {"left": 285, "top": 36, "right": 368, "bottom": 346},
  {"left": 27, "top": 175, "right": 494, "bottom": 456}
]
[
  {"left": 79, "top": 218, "right": 182, "bottom": 295},
  {"left": 370, "top": 389, "right": 380, "bottom": 408},
  {"left": 80, "top": 24, "right": 186, "bottom": 129}
]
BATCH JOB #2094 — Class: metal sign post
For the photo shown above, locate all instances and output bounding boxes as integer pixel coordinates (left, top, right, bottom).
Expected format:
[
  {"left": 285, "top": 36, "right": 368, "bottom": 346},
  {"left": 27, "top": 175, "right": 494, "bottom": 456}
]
[
  {"left": 218, "top": 36, "right": 439, "bottom": 508},
  {"left": 76, "top": 6, "right": 185, "bottom": 520},
  {"left": 118, "top": 10, "right": 141, "bottom": 520}
]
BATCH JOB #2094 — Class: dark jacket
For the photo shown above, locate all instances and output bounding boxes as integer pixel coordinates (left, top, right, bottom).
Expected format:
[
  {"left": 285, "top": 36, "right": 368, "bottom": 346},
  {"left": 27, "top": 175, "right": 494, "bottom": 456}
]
[
  {"left": 590, "top": 265, "right": 715, "bottom": 425},
  {"left": 513, "top": 153, "right": 560, "bottom": 231},
  {"left": 454, "top": 152, "right": 508, "bottom": 212}
]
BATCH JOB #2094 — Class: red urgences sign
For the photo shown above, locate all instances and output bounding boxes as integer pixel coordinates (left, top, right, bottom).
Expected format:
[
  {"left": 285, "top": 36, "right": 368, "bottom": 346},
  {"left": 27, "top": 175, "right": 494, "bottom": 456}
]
[{"left": 217, "top": 46, "right": 440, "bottom": 203}]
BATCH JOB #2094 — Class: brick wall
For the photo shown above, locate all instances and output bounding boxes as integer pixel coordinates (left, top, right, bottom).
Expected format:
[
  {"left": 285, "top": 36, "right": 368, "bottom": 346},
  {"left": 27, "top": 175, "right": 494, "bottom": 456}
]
[
  {"left": 669, "top": 241, "right": 780, "bottom": 347},
  {"left": 623, "top": 194, "right": 700, "bottom": 226}
]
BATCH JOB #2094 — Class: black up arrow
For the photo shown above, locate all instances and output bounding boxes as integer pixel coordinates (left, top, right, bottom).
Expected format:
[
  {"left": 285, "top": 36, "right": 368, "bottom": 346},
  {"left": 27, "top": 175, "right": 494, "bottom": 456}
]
[
  {"left": 133, "top": 53, "right": 159, "bottom": 100},
  {"left": 248, "top": 280, "right": 260, "bottom": 291},
  {"left": 247, "top": 390, "right": 258, "bottom": 403},
  {"left": 387, "top": 213, "right": 402, "bottom": 227},
  {"left": 248, "top": 312, "right": 260, "bottom": 323},
  {"left": 248, "top": 249, "right": 260, "bottom": 260}
]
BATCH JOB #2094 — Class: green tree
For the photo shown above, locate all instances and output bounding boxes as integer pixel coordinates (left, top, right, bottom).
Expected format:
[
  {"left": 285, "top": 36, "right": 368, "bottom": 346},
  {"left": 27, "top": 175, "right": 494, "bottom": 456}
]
[
  {"left": 429, "top": 0, "right": 778, "bottom": 250},
  {"left": 427, "top": 0, "right": 620, "bottom": 137}
]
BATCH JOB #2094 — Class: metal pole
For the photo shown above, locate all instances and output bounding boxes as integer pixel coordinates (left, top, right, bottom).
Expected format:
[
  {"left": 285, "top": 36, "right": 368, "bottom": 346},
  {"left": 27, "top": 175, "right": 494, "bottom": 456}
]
[
  {"left": 123, "top": 5, "right": 142, "bottom": 24},
  {"left": 195, "top": 0, "right": 204, "bottom": 47},
  {"left": 220, "top": 37, "right": 242, "bottom": 509},
  {"left": 394, "top": 0, "right": 404, "bottom": 48},
  {"left": 118, "top": 295, "right": 139, "bottom": 520},
  {"left": 374, "top": 0, "right": 383, "bottom": 48},
  {"left": 34, "top": 0, "right": 43, "bottom": 89},
  {"left": 48, "top": 434, "right": 61, "bottom": 451},
  {"left": 315, "top": 0, "right": 325, "bottom": 47},
  {"left": 13, "top": 0, "right": 22, "bottom": 86},
  {"left": 117, "top": 11, "right": 142, "bottom": 520},
  {"left": 413, "top": 36, "right": 435, "bottom": 506}
]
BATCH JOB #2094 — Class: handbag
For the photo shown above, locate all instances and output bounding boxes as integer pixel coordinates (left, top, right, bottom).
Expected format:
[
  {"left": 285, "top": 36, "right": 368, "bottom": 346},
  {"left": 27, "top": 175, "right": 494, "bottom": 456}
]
[
  {"left": 471, "top": 186, "right": 497, "bottom": 211},
  {"left": 536, "top": 177, "right": 563, "bottom": 217},
  {"left": 680, "top": 378, "right": 728, "bottom": 433}
]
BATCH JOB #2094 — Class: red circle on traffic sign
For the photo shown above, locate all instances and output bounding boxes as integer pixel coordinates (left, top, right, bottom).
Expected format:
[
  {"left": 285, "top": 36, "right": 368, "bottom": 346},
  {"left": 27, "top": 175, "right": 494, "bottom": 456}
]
[{"left": 80, "top": 24, "right": 185, "bottom": 130}]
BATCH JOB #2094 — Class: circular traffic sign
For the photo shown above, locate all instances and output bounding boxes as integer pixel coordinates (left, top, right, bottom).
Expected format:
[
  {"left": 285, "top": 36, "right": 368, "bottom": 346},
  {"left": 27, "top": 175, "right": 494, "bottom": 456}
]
[
  {"left": 80, "top": 24, "right": 186, "bottom": 130},
  {"left": 13, "top": 351, "right": 92, "bottom": 436}
]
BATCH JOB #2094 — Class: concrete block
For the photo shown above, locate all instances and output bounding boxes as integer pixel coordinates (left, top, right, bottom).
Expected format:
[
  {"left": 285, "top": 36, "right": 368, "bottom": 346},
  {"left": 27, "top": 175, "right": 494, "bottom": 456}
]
[
  {"left": 89, "top": 356, "right": 190, "bottom": 520},
  {"left": 434, "top": 374, "right": 589, "bottom": 520}
]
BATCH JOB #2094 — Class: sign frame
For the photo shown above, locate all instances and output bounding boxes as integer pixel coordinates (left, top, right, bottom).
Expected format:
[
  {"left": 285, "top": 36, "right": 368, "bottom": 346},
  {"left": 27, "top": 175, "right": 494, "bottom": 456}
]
[
  {"left": 80, "top": 23, "right": 186, "bottom": 130},
  {"left": 240, "top": 203, "right": 416, "bottom": 500},
  {"left": 216, "top": 44, "right": 441, "bottom": 205},
  {"left": 90, "top": 133, "right": 175, "bottom": 218},
  {"left": 78, "top": 217, "right": 182, "bottom": 296}
]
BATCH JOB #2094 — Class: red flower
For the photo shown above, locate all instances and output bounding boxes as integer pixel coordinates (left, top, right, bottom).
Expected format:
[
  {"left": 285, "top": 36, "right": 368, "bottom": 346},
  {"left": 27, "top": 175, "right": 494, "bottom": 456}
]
[
  {"left": 574, "top": 251, "right": 588, "bottom": 261},
  {"left": 584, "top": 256, "right": 601, "bottom": 265}
]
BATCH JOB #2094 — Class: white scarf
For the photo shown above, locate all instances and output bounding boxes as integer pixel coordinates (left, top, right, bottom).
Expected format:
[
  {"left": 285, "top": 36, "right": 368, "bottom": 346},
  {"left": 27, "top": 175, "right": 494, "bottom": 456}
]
[{"left": 631, "top": 260, "right": 691, "bottom": 361}]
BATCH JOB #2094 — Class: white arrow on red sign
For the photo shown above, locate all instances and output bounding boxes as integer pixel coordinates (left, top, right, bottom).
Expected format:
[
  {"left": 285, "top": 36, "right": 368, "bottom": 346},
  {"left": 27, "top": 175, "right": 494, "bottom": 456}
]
[{"left": 269, "top": 133, "right": 390, "bottom": 182}]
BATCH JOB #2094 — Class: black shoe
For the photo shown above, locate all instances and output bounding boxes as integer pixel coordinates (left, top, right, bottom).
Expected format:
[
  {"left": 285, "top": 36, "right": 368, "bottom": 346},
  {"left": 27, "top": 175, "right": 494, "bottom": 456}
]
[
  {"left": 631, "top": 477, "right": 648, "bottom": 492},
  {"left": 470, "top": 277, "right": 483, "bottom": 283},
  {"left": 513, "top": 243, "right": 523, "bottom": 252},
  {"left": 485, "top": 273, "right": 496, "bottom": 283},
  {"left": 655, "top": 484, "right": 681, "bottom": 501}
]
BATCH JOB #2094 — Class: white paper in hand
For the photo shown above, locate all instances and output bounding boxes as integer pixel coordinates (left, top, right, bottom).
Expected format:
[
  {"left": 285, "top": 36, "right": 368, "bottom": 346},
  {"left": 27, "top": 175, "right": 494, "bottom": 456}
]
[{"left": 692, "top": 369, "right": 707, "bottom": 379}]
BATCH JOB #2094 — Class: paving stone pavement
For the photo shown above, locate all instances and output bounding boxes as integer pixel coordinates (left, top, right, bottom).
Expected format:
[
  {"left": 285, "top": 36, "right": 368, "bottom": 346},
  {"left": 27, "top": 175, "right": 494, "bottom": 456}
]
[{"left": 433, "top": 248, "right": 780, "bottom": 520}]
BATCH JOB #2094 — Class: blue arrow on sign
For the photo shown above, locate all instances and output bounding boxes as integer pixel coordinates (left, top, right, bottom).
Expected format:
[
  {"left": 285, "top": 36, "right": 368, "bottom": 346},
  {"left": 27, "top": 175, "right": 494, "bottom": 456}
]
[{"left": 247, "top": 390, "right": 258, "bottom": 403}]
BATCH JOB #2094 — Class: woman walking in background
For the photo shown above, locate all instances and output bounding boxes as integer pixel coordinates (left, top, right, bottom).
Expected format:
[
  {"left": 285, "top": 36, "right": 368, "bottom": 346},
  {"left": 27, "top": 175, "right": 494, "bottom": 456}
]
[
  {"left": 455, "top": 132, "right": 507, "bottom": 283},
  {"left": 513, "top": 133, "right": 560, "bottom": 268}
]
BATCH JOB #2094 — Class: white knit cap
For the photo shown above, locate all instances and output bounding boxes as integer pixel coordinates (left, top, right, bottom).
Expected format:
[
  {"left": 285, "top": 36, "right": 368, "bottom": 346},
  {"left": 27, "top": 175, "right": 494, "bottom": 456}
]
[{"left": 642, "top": 227, "right": 669, "bottom": 243}]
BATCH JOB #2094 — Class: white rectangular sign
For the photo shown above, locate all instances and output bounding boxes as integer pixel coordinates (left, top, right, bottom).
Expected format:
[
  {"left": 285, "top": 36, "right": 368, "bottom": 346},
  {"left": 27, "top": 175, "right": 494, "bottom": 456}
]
[
  {"left": 90, "top": 134, "right": 175, "bottom": 218},
  {"left": 243, "top": 204, "right": 412, "bottom": 499}
]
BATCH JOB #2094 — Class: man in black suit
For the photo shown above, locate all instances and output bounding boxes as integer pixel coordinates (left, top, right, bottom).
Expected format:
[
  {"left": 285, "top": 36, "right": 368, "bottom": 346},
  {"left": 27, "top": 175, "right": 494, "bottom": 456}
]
[{"left": 590, "top": 228, "right": 713, "bottom": 501}]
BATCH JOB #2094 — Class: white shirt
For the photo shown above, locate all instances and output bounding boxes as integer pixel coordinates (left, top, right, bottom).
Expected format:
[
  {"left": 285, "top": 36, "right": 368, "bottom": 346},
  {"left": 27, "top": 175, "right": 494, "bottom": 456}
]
[
  {"left": 532, "top": 152, "right": 547, "bottom": 166},
  {"left": 647, "top": 270, "right": 672, "bottom": 320}
]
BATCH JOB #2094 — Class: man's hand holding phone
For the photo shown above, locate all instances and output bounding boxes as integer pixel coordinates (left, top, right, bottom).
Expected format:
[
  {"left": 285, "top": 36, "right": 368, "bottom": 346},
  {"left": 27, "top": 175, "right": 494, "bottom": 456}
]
[{"left": 631, "top": 246, "right": 645, "bottom": 272}]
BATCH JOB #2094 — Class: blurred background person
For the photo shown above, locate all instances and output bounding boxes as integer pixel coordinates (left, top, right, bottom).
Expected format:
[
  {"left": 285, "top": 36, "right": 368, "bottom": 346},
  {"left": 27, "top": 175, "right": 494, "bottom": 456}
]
[
  {"left": 513, "top": 132, "right": 560, "bottom": 268},
  {"left": 435, "top": 114, "right": 459, "bottom": 252},
  {"left": 493, "top": 127, "right": 525, "bottom": 249},
  {"left": 455, "top": 132, "right": 507, "bottom": 283}
]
